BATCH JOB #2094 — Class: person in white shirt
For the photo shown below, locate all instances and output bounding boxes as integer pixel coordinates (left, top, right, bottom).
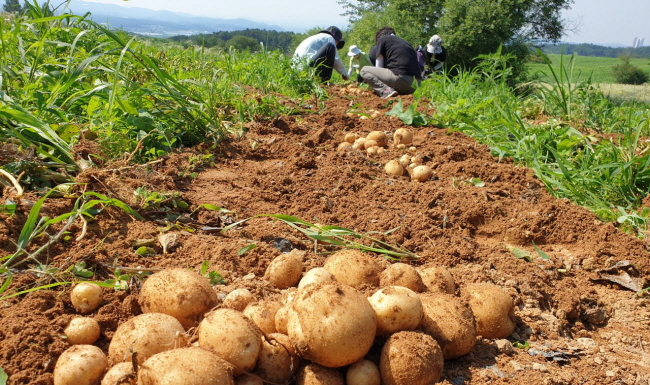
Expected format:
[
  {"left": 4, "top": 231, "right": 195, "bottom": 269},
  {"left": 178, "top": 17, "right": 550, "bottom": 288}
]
[{"left": 294, "top": 26, "right": 349, "bottom": 82}]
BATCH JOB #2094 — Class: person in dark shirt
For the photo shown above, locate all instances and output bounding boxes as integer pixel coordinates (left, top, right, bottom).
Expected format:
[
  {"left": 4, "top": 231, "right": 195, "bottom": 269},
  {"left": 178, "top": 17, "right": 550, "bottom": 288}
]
[
  {"left": 422, "top": 34, "right": 447, "bottom": 77},
  {"left": 359, "top": 27, "right": 422, "bottom": 98}
]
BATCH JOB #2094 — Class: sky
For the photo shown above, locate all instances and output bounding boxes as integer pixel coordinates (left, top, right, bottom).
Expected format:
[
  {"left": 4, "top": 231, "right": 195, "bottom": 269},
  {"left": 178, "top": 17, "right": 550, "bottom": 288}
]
[{"left": 82, "top": 0, "right": 649, "bottom": 46}]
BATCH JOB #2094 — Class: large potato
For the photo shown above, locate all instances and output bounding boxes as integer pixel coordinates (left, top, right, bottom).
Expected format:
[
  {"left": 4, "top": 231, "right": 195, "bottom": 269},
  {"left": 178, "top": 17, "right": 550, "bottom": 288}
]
[
  {"left": 379, "top": 263, "right": 425, "bottom": 292},
  {"left": 419, "top": 293, "right": 476, "bottom": 359},
  {"left": 255, "top": 334, "right": 299, "bottom": 383},
  {"left": 418, "top": 266, "right": 456, "bottom": 294},
  {"left": 101, "top": 362, "right": 134, "bottom": 385},
  {"left": 70, "top": 282, "right": 103, "bottom": 314},
  {"left": 298, "top": 267, "right": 336, "bottom": 290},
  {"left": 138, "top": 347, "right": 234, "bottom": 385},
  {"left": 288, "top": 282, "right": 377, "bottom": 367},
  {"left": 64, "top": 317, "right": 101, "bottom": 345},
  {"left": 108, "top": 313, "right": 186, "bottom": 365},
  {"left": 243, "top": 300, "right": 282, "bottom": 335},
  {"left": 462, "top": 283, "right": 516, "bottom": 339},
  {"left": 198, "top": 308, "right": 262, "bottom": 374},
  {"left": 379, "top": 331, "right": 444, "bottom": 385},
  {"left": 265, "top": 249, "right": 304, "bottom": 289},
  {"left": 139, "top": 268, "right": 219, "bottom": 329},
  {"left": 222, "top": 288, "right": 256, "bottom": 312},
  {"left": 54, "top": 345, "right": 108, "bottom": 385},
  {"left": 296, "top": 363, "right": 345, "bottom": 385},
  {"left": 368, "top": 286, "right": 423, "bottom": 335},
  {"left": 323, "top": 250, "right": 383, "bottom": 288}
]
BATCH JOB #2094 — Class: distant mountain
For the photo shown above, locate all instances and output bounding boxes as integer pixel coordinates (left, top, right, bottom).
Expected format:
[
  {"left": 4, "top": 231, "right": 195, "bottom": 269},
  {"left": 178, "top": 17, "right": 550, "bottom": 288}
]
[{"left": 63, "top": 1, "right": 286, "bottom": 37}]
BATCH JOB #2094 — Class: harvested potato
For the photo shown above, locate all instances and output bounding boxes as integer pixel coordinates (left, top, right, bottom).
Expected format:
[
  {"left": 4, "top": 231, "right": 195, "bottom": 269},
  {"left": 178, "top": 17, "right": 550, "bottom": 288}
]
[
  {"left": 275, "top": 305, "right": 291, "bottom": 334},
  {"left": 380, "top": 263, "right": 425, "bottom": 292},
  {"left": 338, "top": 142, "right": 352, "bottom": 151},
  {"left": 264, "top": 249, "right": 304, "bottom": 289},
  {"left": 419, "top": 293, "right": 476, "bottom": 359},
  {"left": 379, "top": 331, "right": 444, "bottom": 385},
  {"left": 418, "top": 265, "right": 456, "bottom": 294},
  {"left": 139, "top": 268, "right": 219, "bottom": 329},
  {"left": 346, "top": 359, "right": 381, "bottom": 385},
  {"left": 64, "top": 317, "right": 101, "bottom": 345},
  {"left": 108, "top": 313, "right": 186, "bottom": 365},
  {"left": 323, "top": 250, "right": 383, "bottom": 288},
  {"left": 366, "top": 131, "right": 388, "bottom": 147},
  {"left": 385, "top": 160, "right": 404, "bottom": 177},
  {"left": 199, "top": 308, "right": 262, "bottom": 374},
  {"left": 255, "top": 334, "right": 299, "bottom": 383},
  {"left": 411, "top": 165, "right": 433, "bottom": 182},
  {"left": 54, "top": 344, "right": 108, "bottom": 385},
  {"left": 392, "top": 128, "right": 413, "bottom": 146},
  {"left": 462, "top": 283, "right": 516, "bottom": 339},
  {"left": 296, "top": 363, "right": 345, "bottom": 385},
  {"left": 281, "top": 287, "right": 299, "bottom": 304},
  {"left": 235, "top": 374, "right": 263, "bottom": 385},
  {"left": 368, "top": 286, "right": 423, "bottom": 335},
  {"left": 101, "top": 362, "right": 134, "bottom": 385},
  {"left": 366, "top": 146, "right": 379, "bottom": 156},
  {"left": 352, "top": 138, "right": 367, "bottom": 150},
  {"left": 364, "top": 139, "right": 379, "bottom": 150},
  {"left": 138, "top": 347, "right": 234, "bottom": 385},
  {"left": 344, "top": 133, "right": 360, "bottom": 143},
  {"left": 243, "top": 300, "right": 282, "bottom": 335},
  {"left": 70, "top": 282, "right": 103, "bottom": 314},
  {"left": 223, "top": 288, "right": 256, "bottom": 312},
  {"left": 288, "top": 282, "right": 377, "bottom": 367},
  {"left": 298, "top": 267, "right": 336, "bottom": 290}
]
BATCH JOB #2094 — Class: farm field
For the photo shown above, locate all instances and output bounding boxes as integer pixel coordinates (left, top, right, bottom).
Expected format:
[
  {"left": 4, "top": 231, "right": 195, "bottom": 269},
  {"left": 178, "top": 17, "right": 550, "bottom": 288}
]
[
  {"left": 2, "top": 6, "right": 650, "bottom": 385},
  {"left": 528, "top": 53, "right": 650, "bottom": 84},
  {"left": 2, "top": 87, "right": 650, "bottom": 385}
]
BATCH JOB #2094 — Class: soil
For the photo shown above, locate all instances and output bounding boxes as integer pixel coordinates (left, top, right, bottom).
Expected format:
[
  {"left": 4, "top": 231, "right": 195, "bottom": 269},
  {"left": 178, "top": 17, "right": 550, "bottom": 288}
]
[{"left": 1, "top": 85, "right": 649, "bottom": 385}]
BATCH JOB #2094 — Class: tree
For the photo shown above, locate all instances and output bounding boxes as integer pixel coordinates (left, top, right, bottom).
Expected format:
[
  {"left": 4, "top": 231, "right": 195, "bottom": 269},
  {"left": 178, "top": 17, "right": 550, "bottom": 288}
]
[
  {"left": 338, "top": 0, "right": 574, "bottom": 73},
  {"left": 3, "top": 0, "right": 23, "bottom": 13},
  {"left": 225, "top": 36, "right": 260, "bottom": 52}
]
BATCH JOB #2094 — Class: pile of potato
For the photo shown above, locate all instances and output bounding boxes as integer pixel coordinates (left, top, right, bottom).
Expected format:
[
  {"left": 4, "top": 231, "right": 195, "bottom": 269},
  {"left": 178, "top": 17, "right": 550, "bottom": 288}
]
[{"left": 54, "top": 250, "right": 516, "bottom": 385}]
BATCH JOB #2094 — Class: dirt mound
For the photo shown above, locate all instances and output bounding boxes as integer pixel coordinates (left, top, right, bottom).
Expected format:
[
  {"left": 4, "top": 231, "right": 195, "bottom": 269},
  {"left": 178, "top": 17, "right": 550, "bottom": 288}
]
[{"left": 0, "top": 85, "right": 649, "bottom": 385}]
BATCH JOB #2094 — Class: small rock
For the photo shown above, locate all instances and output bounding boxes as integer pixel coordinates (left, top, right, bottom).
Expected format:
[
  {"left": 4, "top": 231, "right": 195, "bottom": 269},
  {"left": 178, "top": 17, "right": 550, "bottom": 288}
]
[
  {"left": 576, "top": 337, "right": 597, "bottom": 350},
  {"left": 495, "top": 339, "right": 515, "bottom": 355},
  {"left": 532, "top": 363, "right": 548, "bottom": 372},
  {"left": 582, "top": 307, "right": 609, "bottom": 325},
  {"left": 606, "top": 370, "right": 616, "bottom": 377},
  {"left": 594, "top": 357, "right": 603, "bottom": 365},
  {"left": 582, "top": 258, "right": 595, "bottom": 271},
  {"left": 510, "top": 361, "right": 526, "bottom": 371}
]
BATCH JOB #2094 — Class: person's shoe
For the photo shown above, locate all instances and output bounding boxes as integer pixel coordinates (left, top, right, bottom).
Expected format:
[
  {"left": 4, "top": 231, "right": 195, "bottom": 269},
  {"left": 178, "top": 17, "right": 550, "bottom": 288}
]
[{"left": 381, "top": 87, "right": 398, "bottom": 99}]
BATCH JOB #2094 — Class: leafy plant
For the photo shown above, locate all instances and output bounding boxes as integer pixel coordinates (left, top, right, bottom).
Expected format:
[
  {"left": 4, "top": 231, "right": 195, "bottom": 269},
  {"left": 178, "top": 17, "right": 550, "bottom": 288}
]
[
  {"left": 199, "top": 261, "right": 226, "bottom": 285},
  {"left": 386, "top": 92, "right": 427, "bottom": 126},
  {"left": 612, "top": 56, "right": 648, "bottom": 85}
]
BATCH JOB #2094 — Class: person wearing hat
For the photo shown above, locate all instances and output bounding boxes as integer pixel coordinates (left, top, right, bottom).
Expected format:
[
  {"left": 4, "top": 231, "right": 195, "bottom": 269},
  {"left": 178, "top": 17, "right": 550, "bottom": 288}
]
[
  {"left": 423, "top": 34, "right": 447, "bottom": 77},
  {"left": 359, "top": 26, "right": 422, "bottom": 99},
  {"left": 347, "top": 45, "right": 372, "bottom": 82},
  {"left": 293, "top": 26, "right": 349, "bottom": 82}
]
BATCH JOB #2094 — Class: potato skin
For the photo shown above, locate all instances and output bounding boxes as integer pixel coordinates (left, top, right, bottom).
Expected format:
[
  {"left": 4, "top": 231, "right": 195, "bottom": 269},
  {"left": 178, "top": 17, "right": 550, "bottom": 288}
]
[
  {"left": 380, "top": 263, "right": 425, "bottom": 292},
  {"left": 138, "top": 347, "right": 234, "bottom": 385},
  {"left": 323, "top": 250, "right": 383, "bottom": 289},
  {"left": 462, "top": 283, "right": 516, "bottom": 339},
  {"left": 418, "top": 266, "right": 456, "bottom": 294},
  {"left": 288, "top": 282, "right": 377, "bottom": 367},
  {"left": 139, "top": 268, "right": 219, "bottom": 329},
  {"left": 101, "top": 362, "right": 134, "bottom": 385},
  {"left": 70, "top": 282, "right": 103, "bottom": 314},
  {"left": 296, "top": 363, "right": 345, "bottom": 385},
  {"left": 369, "top": 286, "right": 423, "bottom": 335},
  {"left": 264, "top": 250, "right": 304, "bottom": 289},
  {"left": 54, "top": 344, "right": 108, "bottom": 385},
  {"left": 64, "top": 317, "right": 101, "bottom": 345},
  {"left": 419, "top": 293, "right": 477, "bottom": 359},
  {"left": 243, "top": 300, "right": 282, "bottom": 335},
  {"left": 379, "top": 331, "right": 444, "bottom": 385}
]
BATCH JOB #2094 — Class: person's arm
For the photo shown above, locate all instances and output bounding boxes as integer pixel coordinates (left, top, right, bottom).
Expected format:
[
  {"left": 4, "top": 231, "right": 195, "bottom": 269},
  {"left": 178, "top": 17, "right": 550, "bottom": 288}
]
[{"left": 334, "top": 56, "right": 349, "bottom": 80}]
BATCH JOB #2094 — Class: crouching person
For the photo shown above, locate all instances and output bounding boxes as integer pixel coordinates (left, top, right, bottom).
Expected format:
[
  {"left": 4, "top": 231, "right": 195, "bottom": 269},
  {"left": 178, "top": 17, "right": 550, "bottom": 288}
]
[{"left": 293, "top": 26, "right": 349, "bottom": 82}]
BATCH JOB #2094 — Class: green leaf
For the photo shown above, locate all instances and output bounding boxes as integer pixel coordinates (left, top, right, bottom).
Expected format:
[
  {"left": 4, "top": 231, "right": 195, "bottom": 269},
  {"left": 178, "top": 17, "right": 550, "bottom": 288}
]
[
  {"left": 513, "top": 340, "right": 530, "bottom": 349},
  {"left": 237, "top": 243, "right": 257, "bottom": 256},
  {"left": 198, "top": 204, "right": 231, "bottom": 213},
  {"left": 505, "top": 244, "right": 532, "bottom": 262},
  {"left": 207, "top": 271, "right": 226, "bottom": 285},
  {"left": 200, "top": 260, "right": 210, "bottom": 276},
  {"left": 135, "top": 246, "right": 155, "bottom": 255},
  {"left": 468, "top": 178, "right": 485, "bottom": 187},
  {"left": 0, "top": 200, "right": 17, "bottom": 215},
  {"left": 0, "top": 367, "right": 7, "bottom": 384},
  {"left": 532, "top": 241, "right": 550, "bottom": 260}
]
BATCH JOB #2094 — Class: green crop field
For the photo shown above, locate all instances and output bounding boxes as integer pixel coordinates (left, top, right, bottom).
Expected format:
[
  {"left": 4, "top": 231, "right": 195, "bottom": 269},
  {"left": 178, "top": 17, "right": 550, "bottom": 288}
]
[{"left": 528, "top": 53, "right": 650, "bottom": 84}]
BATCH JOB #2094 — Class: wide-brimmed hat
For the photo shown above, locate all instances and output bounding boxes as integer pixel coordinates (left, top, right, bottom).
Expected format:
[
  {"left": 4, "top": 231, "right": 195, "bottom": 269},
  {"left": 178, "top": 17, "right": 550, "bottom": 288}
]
[
  {"left": 321, "top": 26, "right": 345, "bottom": 49},
  {"left": 347, "top": 45, "right": 363, "bottom": 57},
  {"left": 427, "top": 34, "right": 443, "bottom": 54}
]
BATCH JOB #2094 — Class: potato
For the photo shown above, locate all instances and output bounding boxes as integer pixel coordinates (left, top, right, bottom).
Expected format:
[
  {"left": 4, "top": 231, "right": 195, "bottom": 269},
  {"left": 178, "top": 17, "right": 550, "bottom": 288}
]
[
  {"left": 138, "top": 347, "right": 234, "bottom": 385},
  {"left": 108, "top": 313, "right": 186, "bottom": 365},
  {"left": 393, "top": 128, "right": 413, "bottom": 146},
  {"left": 139, "top": 268, "right": 219, "bottom": 329},
  {"left": 235, "top": 374, "right": 263, "bottom": 385},
  {"left": 281, "top": 287, "right": 299, "bottom": 304},
  {"left": 264, "top": 249, "right": 304, "bottom": 289},
  {"left": 366, "top": 131, "right": 388, "bottom": 147},
  {"left": 223, "top": 288, "right": 256, "bottom": 312},
  {"left": 338, "top": 142, "right": 352, "bottom": 151},
  {"left": 64, "top": 317, "right": 101, "bottom": 345},
  {"left": 255, "top": 334, "right": 299, "bottom": 383},
  {"left": 379, "top": 331, "right": 444, "bottom": 385},
  {"left": 287, "top": 282, "right": 377, "bottom": 367},
  {"left": 70, "top": 282, "right": 103, "bottom": 314},
  {"left": 243, "top": 300, "right": 282, "bottom": 334},
  {"left": 275, "top": 305, "right": 291, "bottom": 334},
  {"left": 296, "top": 363, "right": 345, "bottom": 385},
  {"left": 344, "top": 133, "right": 360, "bottom": 143},
  {"left": 198, "top": 308, "right": 262, "bottom": 374},
  {"left": 462, "top": 283, "right": 516, "bottom": 339},
  {"left": 323, "top": 250, "right": 383, "bottom": 289},
  {"left": 363, "top": 139, "right": 379, "bottom": 150},
  {"left": 368, "top": 286, "right": 423, "bottom": 335},
  {"left": 411, "top": 165, "right": 432, "bottom": 182},
  {"left": 54, "top": 344, "right": 108, "bottom": 385},
  {"left": 347, "top": 359, "right": 380, "bottom": 385},
  {"left": 379, "top": 263, "right": 425, "bottom": 292},
  {"left": 419, "top": 293, "right": 476, "bottom": 359},
  {"left": 298, "top": 267, "right": 336, "bottom": 290},
  {"left": 101, "top": 362, "right": 134, "bottom": 385},
  {"left": 384, "top": 160, "right": 404, "bottom": 177},
  {"left": 418, "top": 265, "right": 456, "bottom": 294}
]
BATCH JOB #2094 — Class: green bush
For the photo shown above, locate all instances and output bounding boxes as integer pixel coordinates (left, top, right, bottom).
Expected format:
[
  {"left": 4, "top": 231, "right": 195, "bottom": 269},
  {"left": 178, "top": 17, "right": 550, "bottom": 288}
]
[{"left": 612, "top": 57, "right": 648, "bottom": 84}]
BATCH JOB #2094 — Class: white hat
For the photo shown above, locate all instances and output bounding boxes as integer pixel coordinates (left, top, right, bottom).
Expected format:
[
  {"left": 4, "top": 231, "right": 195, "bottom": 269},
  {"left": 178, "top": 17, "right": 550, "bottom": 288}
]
[
  {"left": 347, "top": 45, "right": 363, "bottom": 57},
  {"left": 427, "top": 35, "right": 443, "bottom": 54}
]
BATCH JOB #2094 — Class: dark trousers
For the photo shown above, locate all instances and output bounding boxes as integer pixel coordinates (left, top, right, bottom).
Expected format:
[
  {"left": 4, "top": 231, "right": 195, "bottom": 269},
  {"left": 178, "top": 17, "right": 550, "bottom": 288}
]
[{"left": 309, "top": 42, "right": 336, "bottom": 82}]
